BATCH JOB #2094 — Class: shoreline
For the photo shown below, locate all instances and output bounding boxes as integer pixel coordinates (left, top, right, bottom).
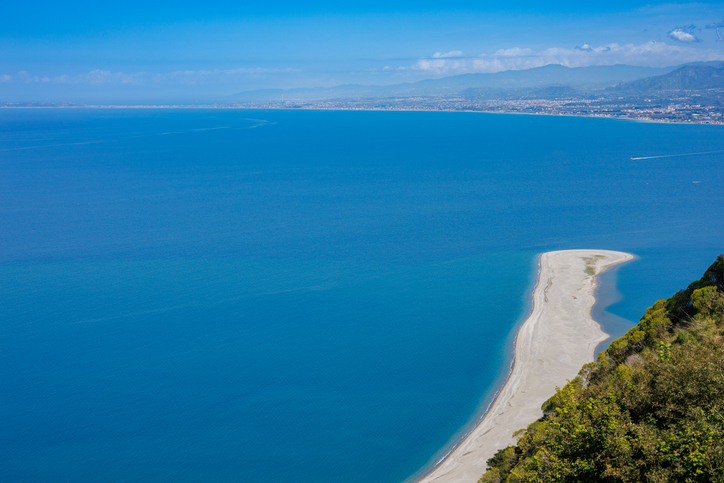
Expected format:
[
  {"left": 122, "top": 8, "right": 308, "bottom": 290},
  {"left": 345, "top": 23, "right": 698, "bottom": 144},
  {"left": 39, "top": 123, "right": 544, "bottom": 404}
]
[
  {"left": 415, "top": 249, "right": 634, "bottom": 483},
  {"left": 1, "top": 106, "right": 722, "bottom": 126}
]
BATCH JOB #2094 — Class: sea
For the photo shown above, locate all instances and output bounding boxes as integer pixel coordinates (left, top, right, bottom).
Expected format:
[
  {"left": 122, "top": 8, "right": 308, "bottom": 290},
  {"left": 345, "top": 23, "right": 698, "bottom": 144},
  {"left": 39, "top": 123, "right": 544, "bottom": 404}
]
[{"left": 0, "top": 108, "right": 722, "bottom": 482}]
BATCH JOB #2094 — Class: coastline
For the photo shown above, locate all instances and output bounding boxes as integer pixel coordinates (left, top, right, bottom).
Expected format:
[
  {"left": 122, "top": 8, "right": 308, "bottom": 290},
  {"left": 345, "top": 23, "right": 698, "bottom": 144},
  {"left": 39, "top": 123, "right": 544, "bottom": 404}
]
[
  {"left": 416, "top": 249, "right": 634, "bottom": 483},
  {"left": 1, "top": 106, "right": 722, "bottom": 126}
]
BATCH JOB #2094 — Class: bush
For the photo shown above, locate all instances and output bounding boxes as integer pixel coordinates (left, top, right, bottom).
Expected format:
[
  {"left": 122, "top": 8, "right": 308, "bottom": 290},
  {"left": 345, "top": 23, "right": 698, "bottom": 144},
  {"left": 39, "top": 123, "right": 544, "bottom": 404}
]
[{"left": 481, "top": 254, "right": 724, "bottom": 482}]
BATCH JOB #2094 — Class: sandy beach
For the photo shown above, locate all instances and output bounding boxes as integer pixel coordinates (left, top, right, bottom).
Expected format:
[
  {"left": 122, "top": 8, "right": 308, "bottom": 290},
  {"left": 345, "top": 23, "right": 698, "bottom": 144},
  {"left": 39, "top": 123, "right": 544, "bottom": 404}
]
[{"left": 418, "top": 249, "right": 634, "bottom": 483}]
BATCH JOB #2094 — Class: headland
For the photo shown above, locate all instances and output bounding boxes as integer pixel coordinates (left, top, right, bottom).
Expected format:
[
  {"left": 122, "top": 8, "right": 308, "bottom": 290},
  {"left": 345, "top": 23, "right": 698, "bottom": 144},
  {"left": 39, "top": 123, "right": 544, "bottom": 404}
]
[{"left": 417, "top": 249, "right": 634, "bottom": 483}]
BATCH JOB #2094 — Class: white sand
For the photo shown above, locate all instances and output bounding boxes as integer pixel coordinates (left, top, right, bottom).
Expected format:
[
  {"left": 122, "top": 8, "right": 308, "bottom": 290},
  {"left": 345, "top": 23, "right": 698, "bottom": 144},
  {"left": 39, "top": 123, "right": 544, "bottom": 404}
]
[{"left": 418, "top": 249, "right": 634, "bottom": 483}]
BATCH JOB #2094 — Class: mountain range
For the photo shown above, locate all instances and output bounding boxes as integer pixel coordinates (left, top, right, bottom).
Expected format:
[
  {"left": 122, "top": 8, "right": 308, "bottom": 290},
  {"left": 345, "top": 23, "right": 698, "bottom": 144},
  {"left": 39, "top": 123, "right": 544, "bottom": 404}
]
[
  {"left": 230, "top": 62, "right": 724, "bottom": 103},
  {"left": 608, "top": 63, "right": 724, "bottom": 94}
]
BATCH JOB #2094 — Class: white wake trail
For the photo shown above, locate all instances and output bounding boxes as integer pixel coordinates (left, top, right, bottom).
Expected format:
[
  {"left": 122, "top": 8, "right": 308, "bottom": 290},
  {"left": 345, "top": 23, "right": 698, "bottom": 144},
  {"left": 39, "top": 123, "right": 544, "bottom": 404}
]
[{"left": 631, "top": 149, "right": 724, "bottom": 160}]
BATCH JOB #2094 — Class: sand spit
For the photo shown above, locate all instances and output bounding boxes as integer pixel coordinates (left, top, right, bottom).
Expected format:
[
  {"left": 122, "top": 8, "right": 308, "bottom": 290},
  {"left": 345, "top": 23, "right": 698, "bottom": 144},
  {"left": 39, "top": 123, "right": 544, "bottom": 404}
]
[{"left": 418, "top": 249, "right": 634, "bottom": 483}]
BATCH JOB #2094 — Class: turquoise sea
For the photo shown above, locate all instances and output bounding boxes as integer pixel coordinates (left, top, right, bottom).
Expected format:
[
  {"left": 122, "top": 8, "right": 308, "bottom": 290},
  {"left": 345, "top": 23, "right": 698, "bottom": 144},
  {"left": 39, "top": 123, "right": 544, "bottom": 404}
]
[{"left": 0, "top": 109, "right": 722, "bottom": 482}]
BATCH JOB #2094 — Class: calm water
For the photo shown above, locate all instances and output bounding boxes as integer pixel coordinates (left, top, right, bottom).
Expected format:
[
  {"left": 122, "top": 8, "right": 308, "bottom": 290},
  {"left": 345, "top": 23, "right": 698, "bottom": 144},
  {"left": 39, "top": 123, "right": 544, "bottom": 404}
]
[{"left": 0, "top": 109, "right": 722, "bottom": 482}]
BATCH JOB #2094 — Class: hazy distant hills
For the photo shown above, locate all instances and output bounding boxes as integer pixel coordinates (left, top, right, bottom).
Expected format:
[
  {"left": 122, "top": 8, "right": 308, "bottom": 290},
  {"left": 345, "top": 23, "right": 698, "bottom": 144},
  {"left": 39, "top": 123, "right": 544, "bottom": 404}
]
[
  {"left": 228, "top": 62, "right": 724, "bottom": 103},
  {"left": 229, "top": 64, "right": 677, "bottom": 102},
  {"left": 609, "top": 63, "right": 724, "bottom": 94}
]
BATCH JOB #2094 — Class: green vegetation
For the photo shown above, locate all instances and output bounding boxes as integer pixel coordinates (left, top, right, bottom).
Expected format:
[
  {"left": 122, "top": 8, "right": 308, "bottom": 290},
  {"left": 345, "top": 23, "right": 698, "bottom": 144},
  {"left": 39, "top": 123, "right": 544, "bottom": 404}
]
[
  {"left": 582, "top": 257, "right": 598, "bottom": 276},
  {"left": 481, "top": 255, "right": 724, "bottom": 483}
]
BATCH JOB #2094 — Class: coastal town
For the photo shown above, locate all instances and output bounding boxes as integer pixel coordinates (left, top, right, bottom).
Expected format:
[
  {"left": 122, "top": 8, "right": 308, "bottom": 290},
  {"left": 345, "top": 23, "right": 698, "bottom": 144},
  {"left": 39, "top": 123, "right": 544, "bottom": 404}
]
[
  {"left": 5, "top": 91, "right": 723, "bottom": 124},
  {"left": 225, "top": 89, "right": 724, "bottom": 124}
]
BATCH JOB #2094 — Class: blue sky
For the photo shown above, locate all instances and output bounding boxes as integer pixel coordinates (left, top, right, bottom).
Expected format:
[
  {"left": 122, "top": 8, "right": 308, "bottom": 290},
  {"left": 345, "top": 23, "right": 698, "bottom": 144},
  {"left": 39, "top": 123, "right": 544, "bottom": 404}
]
[{"left": 2, "top": 1, "right": 724, "bottom": 102}]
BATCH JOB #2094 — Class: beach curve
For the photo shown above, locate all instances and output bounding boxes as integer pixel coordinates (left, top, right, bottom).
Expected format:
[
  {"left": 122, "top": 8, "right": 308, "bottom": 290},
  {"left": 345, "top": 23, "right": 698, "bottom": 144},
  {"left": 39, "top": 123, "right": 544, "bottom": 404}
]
[{"left": 417, "top": 249, "right": 634, "bottom": 483}]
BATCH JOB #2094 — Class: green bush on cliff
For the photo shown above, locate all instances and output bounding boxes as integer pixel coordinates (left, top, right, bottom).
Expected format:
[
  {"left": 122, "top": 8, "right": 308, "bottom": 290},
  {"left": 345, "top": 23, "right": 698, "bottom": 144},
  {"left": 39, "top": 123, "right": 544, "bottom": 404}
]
[{"left": 481, "top": 255, "right": 724, "bottom": 483}]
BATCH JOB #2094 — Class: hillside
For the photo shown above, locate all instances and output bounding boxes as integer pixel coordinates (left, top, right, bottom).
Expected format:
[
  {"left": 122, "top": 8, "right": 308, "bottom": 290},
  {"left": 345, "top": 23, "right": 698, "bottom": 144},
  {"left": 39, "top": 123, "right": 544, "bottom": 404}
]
[
  {"left": 482, "top": 255, "right": 724, "bottom": 483},
  {"left": 610, "top": 63, "right": 724, "bottom": 94},
  {"left": 229, "top": 64, "right": 673, "bottom": 101}
]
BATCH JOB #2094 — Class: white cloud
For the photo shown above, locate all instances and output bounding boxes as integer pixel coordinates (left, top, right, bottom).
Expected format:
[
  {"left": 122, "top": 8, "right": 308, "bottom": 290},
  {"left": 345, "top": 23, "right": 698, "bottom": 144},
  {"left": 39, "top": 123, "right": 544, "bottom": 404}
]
[
  {"left": 17, "top": 70, "right": 51, "bottom": 83},
  {"left": 13, "top": 69, "right": 145, "bottom": 85},
  {"left": 706, "top": 20, "right": 724, "bottom": 41},
  {"left": 432, "top": 50, "right": 464, "bottom": 58},
  {"left": 668, "top": 28, "right": 699, "bottom": 42},
  {"left": 158, "top": 67, "right": 299, "bottom": 85},
  {"left": 4, "top": 67, "right": 301, "bottom": 86},
  {"left": 78, "top": 70, "right": 144, "bottom": 85},
  {"left": 494, "top": 47, "right": 533, "bottom": 57},
  {"left": 405, "top": 41, "right": 724, "bottom": 75},
  {"left": 414, "top": 58, "right": 460, "bottom": 73}
]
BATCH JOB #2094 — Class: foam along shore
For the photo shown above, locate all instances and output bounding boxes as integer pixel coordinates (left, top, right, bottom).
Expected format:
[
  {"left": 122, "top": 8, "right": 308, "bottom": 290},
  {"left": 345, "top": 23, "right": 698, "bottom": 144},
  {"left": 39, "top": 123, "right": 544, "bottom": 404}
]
[{"left": 418, "top": 249, "right": 634, "bottom": 483}]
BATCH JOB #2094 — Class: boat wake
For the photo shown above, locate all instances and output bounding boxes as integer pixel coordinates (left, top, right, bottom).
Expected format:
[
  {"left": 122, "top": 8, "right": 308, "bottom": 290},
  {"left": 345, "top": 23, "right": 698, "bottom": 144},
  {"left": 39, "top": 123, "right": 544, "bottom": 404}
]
[{"left": 631, "top": 149, "right": 724, "bottom": 160}]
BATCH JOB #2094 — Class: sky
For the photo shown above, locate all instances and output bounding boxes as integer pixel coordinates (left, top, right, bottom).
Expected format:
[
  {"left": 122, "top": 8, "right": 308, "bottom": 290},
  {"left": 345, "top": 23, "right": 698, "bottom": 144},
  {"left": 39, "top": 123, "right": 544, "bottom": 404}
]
[{"left": 2, "top": 1, "right": 724, "bottom": 103}]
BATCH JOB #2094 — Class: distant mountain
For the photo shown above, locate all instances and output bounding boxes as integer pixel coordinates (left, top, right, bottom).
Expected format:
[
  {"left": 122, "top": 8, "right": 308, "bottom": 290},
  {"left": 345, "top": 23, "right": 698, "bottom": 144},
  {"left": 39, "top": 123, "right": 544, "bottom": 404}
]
[
  {"left": 610, "top": 63, "right": 724, "bottom": 93},
  {"left": 229, "top": 64, "right": 676, "bottom": 102},
  {"left": 428, "top": 64, "right": 674, "bottom": 90}
]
